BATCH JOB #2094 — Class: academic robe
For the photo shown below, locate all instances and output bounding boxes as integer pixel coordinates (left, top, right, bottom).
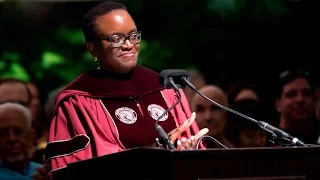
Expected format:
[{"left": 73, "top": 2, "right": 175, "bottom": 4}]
[{"left": 45, "top": 65, "right": 202, "bottom": 179}]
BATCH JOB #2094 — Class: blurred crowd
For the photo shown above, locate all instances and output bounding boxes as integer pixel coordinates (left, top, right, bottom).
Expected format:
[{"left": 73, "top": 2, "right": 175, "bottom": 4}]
[
  {"left": 0, "top": 67, "right": 319, "bottom": 178},
  {"left": 183, "top": 68, "right": 320, "bottom": 148}
]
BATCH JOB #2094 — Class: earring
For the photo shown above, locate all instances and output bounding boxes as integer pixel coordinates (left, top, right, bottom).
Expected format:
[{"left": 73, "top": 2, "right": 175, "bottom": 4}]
[{"left": 94, "top": 57, "right": 97, "bottom": 61}]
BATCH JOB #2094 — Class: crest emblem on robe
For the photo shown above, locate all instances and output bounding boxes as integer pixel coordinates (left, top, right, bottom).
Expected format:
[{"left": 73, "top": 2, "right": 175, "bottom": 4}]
[
  {"left": 115, "top": 107, "right": 137, "bottom": 124},
  {"left": 147, "top": 104, "right": 168, "bottom": 121}
]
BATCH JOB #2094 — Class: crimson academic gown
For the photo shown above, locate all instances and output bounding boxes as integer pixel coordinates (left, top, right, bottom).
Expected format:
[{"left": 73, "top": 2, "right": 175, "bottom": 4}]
[{"left": 45, "top": 65, "right": 202, "bottom": 179}]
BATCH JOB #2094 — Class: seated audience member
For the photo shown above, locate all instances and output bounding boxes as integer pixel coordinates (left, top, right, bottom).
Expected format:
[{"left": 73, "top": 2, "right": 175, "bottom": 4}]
[
  {"left": 0, "top": 102, "right": 45, "bottom": 180},
  {"left": 191, "top": 85, "right": 233, "bottom": 148},
  {"left": 0, "top": 78, "right": 39, "bottom": 158},
  {"left": 26, "top": 82, "right": 46, "bottom": 164},
  {"left": 227, "top": 82, "right": 260, "bottom": 106},
  {"left": 31, "top": 86, "right": 65, "bottom": 164},
  {"left": 275, "top": 69, "right": 319, "bottom": 145},
  {"left": 224, "top": 99, "right": 267, "bottom": 148},
  {"left": 26, "top": 82, "right": 41, "bottom": 123},
  {"left": 0, "top": 78, "right": 31, "bottom": 106}
]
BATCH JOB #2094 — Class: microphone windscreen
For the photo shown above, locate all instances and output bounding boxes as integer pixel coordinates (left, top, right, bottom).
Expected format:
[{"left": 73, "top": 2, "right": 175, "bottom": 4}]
[{"left": 159, "top": 69, "right": 189, "bottom": 88}]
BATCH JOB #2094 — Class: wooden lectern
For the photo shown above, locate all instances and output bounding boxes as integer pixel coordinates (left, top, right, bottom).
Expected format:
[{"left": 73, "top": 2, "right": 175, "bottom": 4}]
[{"left": 65, "top": 146, "right": 320, "bottom": 180}]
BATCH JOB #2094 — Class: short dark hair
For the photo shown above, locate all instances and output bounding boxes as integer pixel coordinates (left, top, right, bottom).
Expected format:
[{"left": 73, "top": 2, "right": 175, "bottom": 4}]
[
  {"left": 0, "top": 77, "right": 31, "bottom": 106},
  {"left": 275, "top": 69, "right": 315, "bottom": 99},
  {"left": 82, "top": 1, "right": 128, "bottom": 42}
]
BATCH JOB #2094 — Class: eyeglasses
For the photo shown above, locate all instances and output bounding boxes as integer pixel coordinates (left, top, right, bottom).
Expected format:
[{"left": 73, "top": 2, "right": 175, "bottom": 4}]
[{"left": 98, "top": 31, "right": 142, "bottom": 48}]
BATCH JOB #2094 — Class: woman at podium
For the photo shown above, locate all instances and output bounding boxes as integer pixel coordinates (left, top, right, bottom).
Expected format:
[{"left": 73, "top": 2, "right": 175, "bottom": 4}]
[{"left": 45, "top": 1, "right": 208, "bottom": 180}]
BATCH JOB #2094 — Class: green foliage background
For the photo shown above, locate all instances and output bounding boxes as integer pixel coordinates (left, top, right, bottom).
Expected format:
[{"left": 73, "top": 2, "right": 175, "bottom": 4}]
[{"left": 0, "top": 0, "right": 315, "bottom": 102}]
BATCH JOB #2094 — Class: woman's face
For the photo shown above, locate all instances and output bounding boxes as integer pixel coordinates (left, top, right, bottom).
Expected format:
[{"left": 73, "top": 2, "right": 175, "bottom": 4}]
[{"left": 87, "top": 10, "right": 140, "bottom": 73}]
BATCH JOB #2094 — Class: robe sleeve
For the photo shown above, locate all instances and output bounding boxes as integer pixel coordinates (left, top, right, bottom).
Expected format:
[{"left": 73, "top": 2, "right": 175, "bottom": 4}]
[
  {"left": 45, "top": 95, "right": 125, "bottom": 179},
  {"left": 161, "top": 89, "right": 205, "bottom": 149}
]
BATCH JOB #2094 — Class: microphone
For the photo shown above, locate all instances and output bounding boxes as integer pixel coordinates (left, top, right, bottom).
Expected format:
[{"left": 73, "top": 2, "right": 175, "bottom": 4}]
[
  {"left": 159, "top": 69, "right": 189, "bottom": 90},
  {"left": 158, "top": 69, "right": 228, "bottom": 150},
  {"left": 180, "top": 75, "right": 307, "bottom": 147},
  {"left": 154, "top": 70, "right": 185, "bottom": 150}
]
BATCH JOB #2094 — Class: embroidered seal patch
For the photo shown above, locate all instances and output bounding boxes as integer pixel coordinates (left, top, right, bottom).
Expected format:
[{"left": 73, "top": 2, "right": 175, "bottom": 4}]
[
  {"left": 115, "top": 107, "right": 137, "bottom": 124},
  {"left": 147, "top": 104, "right": 168, "bottom": 121}
]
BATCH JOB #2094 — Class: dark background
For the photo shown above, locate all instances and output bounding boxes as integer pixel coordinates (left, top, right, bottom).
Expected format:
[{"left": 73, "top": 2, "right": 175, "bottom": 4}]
[{"left": 0, "top": 0, "right": 318, "bottom": 105}]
